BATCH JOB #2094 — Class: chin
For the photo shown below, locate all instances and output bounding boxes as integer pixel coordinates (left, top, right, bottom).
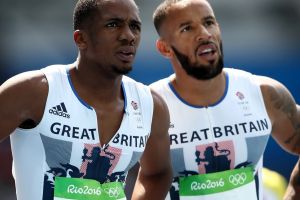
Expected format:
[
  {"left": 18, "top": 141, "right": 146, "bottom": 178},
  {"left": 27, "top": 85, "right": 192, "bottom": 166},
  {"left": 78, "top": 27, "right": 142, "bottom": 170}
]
[{"left": 114, "top": 65, "right": 132, "bottom": 75}]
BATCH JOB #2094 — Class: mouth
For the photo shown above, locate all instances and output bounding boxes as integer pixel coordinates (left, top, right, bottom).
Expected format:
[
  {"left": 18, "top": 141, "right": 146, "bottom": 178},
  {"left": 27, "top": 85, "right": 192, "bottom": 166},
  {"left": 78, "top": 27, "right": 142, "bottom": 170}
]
[
  {"left": 116, "top": 46, "right": 135, "bottom": 63},
  {"left": 196, "top": 43, "right": 218, "bottom": 61}
]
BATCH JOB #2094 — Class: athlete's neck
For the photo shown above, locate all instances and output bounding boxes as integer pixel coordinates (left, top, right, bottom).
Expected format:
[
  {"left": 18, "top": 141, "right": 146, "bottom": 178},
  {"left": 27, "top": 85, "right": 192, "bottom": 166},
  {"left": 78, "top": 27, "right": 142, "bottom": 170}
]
[
  {"left": 171, "top": 71, "right": 226, "bottom": 107},
  {"left": 69, "top": 62, "right": 124, "bottom": 106}
]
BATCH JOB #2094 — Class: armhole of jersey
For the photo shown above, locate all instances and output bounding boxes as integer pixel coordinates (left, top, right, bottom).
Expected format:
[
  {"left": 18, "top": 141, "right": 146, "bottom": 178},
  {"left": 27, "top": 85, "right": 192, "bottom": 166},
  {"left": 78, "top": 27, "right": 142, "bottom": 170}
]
[
  {"left": 250, "top": 74, "right": 272, "bottom": 121},
  {"left": 134, "top": 81, "right": 154, "bottom": 136},
  {"left": 145, "top": 86, "right": 154, "bottom": 135},
  {"left": 123, "top": 76, "right": 154, "bottom": 136}
]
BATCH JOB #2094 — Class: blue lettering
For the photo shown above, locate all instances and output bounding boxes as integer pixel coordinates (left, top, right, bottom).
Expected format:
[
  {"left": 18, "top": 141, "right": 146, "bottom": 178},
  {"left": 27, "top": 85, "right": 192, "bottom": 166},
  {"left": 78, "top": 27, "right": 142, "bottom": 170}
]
[
  {"left": 121, "top": 134, "right": 128, "bottom": 146},
  {"left": 260, "top": 119, "right": 269, "bottom": 130},
  {"left": 180, "top": 132, "right": 188, "bottom": 143},
  {"left": 50, "top": 122, "right": 61, "bottom": 134},
  {"left": 213, "top": 127, "right": 222, "bottom": 138},
  {"left": 170, "top": 134, "right": 178, "bottom": 145}
]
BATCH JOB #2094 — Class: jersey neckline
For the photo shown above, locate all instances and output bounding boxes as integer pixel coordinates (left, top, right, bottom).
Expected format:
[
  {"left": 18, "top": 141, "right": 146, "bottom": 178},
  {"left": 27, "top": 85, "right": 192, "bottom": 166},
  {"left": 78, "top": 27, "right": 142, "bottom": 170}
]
[
  {"left": 167, "top": 71, "right": 229, "bottom": 108},
  {"left": 65, "top": 66, "right": 128, "bottom": 113}
]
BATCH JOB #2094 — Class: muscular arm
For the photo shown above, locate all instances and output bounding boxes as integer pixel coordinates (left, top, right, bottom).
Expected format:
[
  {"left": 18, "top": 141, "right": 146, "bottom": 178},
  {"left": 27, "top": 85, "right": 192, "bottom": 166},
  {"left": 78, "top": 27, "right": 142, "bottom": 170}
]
[
  {"left": 0, "top": 70, "right": 48, "bottom": 142},
  {"left": 284, "top": 159, "right": 300, "bottom": 200},
  {"left": 258, "top": 76, "right": 300, "bottom": 199},
  {"left": 258, "top": 76, "right": 300, "bottom": 155},
  {"left": 131, "top": 89, "right": 172, "bottom": 200}
]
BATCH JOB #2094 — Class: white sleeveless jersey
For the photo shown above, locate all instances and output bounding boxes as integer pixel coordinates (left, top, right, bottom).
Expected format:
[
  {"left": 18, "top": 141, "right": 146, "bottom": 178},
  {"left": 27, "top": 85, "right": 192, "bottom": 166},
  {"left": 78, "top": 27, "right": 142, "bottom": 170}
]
[
  {"left": 150, "top": 68, "right": 271, "bottom": 200},
  {"left": 10, "top": 64, "right": 154, "bottom": 200}
]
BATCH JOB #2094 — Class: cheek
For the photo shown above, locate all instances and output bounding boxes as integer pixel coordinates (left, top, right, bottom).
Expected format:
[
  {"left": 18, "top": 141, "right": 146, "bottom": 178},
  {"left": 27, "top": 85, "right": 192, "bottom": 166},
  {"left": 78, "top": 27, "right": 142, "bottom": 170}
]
[
  {"left": 135, "top": 35, "right": 141, "bottom": 45},
  {"left": 212, "top": 28, "right": 222, "bottom": 42}
]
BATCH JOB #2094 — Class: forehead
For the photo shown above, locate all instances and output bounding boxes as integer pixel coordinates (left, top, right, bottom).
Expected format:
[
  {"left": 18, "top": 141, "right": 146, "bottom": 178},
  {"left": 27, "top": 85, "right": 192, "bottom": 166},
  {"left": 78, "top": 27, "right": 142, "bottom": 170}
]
[
  {"left": 161, "top": 0, "right": 215, "bottom": 33},
  {"left": 171, "top": 0, "right": 214, "bottom": 21},
  {"left": 98, "top": 0, "right": 140, "bottom": 21}
]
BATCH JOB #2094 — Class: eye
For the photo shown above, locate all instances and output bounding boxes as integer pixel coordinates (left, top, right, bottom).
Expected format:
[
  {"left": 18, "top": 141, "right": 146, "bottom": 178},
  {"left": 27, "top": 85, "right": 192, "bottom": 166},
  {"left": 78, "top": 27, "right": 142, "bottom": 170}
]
[
  {"left": 130, "top": 23, "right": 141, "bottom": 32},
  {"left": 106, "top": 22, "right": 119, "bottom": 28},
  {"left": 204, "top": 19, "right": 215, "bottom": 27},
  {"left": 181, "top": 25, "right": 192, "bottom": 33}
]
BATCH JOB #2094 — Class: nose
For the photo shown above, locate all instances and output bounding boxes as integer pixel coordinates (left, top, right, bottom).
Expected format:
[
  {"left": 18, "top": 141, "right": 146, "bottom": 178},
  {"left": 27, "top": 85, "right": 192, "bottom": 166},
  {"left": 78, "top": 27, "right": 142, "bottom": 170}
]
[
  {"left": 196, "top": 25, "right": 212, "bottom": 41},
  {"left": 119, "top": 25, "right": 137, "bottom": 45}
]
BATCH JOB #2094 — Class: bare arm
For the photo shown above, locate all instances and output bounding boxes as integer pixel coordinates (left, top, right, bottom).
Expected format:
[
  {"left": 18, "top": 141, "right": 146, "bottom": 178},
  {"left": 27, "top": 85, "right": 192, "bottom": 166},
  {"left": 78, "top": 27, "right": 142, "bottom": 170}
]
[
  {"left": 0, "top": 70, "right": 48, "bottom": 142},
  {"left": 258, "top": 76, "right": 300, "bottom": 155},
  {"left": 284, "top": 159, "right": 300, "bottom": 200},
  {"left": 131, "top": 89, "right": 172, "bottom": 200}
]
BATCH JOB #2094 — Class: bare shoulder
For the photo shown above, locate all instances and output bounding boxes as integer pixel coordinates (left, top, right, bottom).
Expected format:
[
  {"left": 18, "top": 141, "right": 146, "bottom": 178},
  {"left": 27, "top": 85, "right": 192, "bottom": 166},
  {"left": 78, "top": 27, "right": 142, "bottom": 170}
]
[
  {"left": 0, "top": 70, "right": 48, "bottom": 139},
  {"left": 255, "top": 75, "right": 296, "bottom": 117},
  {"left": 2, "top": 70, "right": 47, "bottom": 88},
  {"left": 255, "top": 75, "right": 300, "bottom": 154},
  {"left": 1, "top": 70, "right": 48, "bottom": 101}
]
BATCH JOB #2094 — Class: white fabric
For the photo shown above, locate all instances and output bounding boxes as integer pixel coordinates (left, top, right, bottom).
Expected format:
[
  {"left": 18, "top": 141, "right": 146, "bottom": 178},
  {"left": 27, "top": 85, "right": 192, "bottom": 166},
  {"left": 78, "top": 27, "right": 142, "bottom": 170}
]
[
  {"left": 150, "top": 68, "right": 271, "bottom": 200},
  {"left": 10, "top": 64, "right": 153, "bottom": 200}
]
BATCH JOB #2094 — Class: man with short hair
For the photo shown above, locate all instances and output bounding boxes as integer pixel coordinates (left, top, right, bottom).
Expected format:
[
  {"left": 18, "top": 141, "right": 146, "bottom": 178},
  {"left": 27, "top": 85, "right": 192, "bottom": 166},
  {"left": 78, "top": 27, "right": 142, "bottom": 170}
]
[
  {"left": 0, "top": 0, "right": 172, "bottom": 199},
  {"left": 150, "top": 0, "right": 300, "bottom": 199}
]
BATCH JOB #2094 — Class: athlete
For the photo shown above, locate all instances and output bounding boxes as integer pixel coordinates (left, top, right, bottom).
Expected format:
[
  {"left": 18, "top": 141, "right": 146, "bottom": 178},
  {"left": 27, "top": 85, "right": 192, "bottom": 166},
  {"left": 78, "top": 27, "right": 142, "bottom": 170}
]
[
  {"left": 150, "top": 0, "right": 300, "bottom": 199},
  {"left": 0, "top": 0, "right": 172, "bottom": 199}
]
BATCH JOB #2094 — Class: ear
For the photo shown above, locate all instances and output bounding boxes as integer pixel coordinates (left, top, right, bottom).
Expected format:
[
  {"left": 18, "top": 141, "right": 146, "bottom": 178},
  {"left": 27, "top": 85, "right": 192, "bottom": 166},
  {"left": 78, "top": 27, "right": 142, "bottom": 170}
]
[
  {"left": 156, "top": 39, "right": 172, "bottom": 58},
  {"left": 74, "top": 30, "right": 88, "bottom": 50}
]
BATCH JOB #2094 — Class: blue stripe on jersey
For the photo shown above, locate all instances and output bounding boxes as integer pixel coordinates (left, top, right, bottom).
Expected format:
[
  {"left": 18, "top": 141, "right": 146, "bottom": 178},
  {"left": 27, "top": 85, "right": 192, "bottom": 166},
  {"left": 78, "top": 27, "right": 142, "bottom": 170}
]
[
  {"left": 66, "top": 67, "right": 93, "bottom": 110},
  {"left": 168, "top": 71, "right": 229, "bottom": 108},
  {"left": 121, "top": 82, "right": 128, "bottom": 113}
]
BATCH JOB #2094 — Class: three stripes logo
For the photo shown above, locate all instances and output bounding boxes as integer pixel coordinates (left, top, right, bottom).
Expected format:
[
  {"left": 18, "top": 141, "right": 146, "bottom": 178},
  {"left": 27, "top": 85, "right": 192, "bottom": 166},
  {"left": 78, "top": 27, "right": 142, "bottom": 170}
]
[{"left": 49, "top": 102, "right": 70, "bottom": 118}]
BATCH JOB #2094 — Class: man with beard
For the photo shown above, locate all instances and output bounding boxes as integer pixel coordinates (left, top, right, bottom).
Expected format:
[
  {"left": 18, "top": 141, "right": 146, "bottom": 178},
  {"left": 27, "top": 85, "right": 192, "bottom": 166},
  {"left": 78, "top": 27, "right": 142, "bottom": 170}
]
[
  {"left": 0, "top": 0, "right": 172, "bottom": 199},
  {"left": 149, "top": 0, "right": 300, "bottom": 199}
]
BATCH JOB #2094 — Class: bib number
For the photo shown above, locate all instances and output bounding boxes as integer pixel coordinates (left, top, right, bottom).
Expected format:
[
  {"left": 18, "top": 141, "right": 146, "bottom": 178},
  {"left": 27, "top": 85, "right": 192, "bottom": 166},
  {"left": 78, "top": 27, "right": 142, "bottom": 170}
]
[
  {"left": 179, "top": 167, "right": 257, "bottom": 200},
  {"left": 54, "top": 177, "right": 126, "bottom": 200}
]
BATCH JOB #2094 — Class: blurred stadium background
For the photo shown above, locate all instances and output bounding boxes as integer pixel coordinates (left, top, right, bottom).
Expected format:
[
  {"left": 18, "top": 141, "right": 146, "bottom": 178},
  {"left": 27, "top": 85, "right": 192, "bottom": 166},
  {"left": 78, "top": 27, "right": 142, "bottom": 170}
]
[{"left": 0, "top": 0, "right": 299, "bottom": 199}]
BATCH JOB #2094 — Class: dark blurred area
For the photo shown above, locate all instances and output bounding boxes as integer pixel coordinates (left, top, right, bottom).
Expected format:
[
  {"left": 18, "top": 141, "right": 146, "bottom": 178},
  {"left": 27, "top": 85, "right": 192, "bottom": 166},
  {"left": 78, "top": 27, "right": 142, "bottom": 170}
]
[{"left": 0, "top": 0, "right": 299, "bottom": 199}]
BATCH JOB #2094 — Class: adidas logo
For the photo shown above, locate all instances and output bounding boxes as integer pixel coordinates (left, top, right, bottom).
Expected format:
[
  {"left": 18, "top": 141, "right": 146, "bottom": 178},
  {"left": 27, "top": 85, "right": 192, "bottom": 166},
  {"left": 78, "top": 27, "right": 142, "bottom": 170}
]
[{"left": 49, "top": 102, "right": 70, "bottom": 118}]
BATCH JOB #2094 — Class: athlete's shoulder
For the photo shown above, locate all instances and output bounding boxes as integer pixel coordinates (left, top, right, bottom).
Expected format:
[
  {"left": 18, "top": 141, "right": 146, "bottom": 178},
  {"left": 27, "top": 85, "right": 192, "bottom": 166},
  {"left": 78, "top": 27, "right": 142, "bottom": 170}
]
[
  {"left": 225, "top": 67, "right": 283, "bottom": 90},
  {"left": 224, "top": 67, "right": 253, "bottom": 78},
  {"left": 0, "top": 63, "right": 72, "bottom": 115},
  {"left": 40, "top": 63, "right": 71, "bottom": 77},
  {"left": 122, "top": 76, "right": 153, "bottom": 109},
  {"left": 149, "top": 74, "right": 174, "bottom": 92},
  {"left": 1, "top": 69, "right": 47, "bottom": 95},
  {"left": 0, "top": 69, "right": 49, "bottom": 133},
  {"left": 122, "top": 75, "right": 148, "bottom": 88}
]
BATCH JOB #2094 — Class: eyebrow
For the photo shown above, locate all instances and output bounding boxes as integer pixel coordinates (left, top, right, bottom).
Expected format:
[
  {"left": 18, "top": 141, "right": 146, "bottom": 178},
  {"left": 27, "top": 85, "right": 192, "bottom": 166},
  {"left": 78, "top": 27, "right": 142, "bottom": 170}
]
[
  {"left": 178, "top": 21, "right": 192, "bottom": 29},
  {"left": 107, "top": 17, "right": 141, "bottom": 25},
  {"left": 203, "top": 15, "right": 216, "bottom": 21},
  {"left": 178, "top": 15, "right": 216, "bottom": 28}
]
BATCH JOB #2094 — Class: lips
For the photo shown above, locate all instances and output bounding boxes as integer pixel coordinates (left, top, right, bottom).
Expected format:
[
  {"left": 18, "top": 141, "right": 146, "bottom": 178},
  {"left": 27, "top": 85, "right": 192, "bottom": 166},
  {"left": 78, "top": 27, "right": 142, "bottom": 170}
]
[
  {"left": 196, "top": 43, "right": 218, "bottom": 61},
  {"left": 116, "top": 46, "right": 135, "bottom": 63}
]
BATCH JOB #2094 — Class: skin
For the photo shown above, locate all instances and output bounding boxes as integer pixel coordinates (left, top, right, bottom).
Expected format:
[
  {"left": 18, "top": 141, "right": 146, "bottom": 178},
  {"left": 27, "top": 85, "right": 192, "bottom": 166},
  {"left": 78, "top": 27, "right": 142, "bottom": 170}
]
[
  {"left": 156, "top": 0, "right": 300, "bottom": 154},
  {"left": 0, "top": 0, "right": 172, "bottom": 199},
  {"left": 284, "top": 160, "right": 300, "bottom": 200},
  {"left": 154, "top": 0, "right": 300, "bottom": 196}
]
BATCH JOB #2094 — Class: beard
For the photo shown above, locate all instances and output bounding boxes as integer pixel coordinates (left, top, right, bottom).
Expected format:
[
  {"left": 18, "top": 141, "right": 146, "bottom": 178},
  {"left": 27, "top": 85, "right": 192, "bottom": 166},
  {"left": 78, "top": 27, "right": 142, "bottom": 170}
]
[{"left": 171, "top": 42, "right": 224, "bottom": 80}]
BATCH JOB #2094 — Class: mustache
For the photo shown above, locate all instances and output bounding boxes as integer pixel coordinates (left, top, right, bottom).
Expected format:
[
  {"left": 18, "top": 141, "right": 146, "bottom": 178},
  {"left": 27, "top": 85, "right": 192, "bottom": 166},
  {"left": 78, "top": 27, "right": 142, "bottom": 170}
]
[{"left": 195, "top": 40, "right": 217, "bottom": 54}]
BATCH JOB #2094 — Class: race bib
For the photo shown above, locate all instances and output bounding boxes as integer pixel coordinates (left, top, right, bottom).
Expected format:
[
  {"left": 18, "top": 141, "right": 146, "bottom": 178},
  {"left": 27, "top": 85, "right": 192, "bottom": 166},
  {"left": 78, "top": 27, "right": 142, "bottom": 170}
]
[
  {"left": 54, "top": 177, "right": 126, "bottom": 200},
  {"left": 179, "top": 167, "right": 257, "bottom": 200}
]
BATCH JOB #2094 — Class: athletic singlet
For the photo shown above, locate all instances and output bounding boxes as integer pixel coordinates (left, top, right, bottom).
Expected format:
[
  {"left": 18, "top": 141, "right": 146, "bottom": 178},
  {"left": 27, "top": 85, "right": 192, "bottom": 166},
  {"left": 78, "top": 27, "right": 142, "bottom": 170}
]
[
  {"left": 10, "top": 64, "right": 154, "bottom": 200},
  {"left": 150, "top": 68, "right": 272, "bottom": 200}
]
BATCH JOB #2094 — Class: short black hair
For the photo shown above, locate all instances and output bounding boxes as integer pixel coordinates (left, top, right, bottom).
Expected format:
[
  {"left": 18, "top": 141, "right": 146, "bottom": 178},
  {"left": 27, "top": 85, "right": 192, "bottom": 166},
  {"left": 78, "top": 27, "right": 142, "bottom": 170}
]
[
  {"left": 153, "top": 0, "right": 181, "bottom": 35},
  {"left": 73, "top": 0, "right": 101, "bottom": 31}
]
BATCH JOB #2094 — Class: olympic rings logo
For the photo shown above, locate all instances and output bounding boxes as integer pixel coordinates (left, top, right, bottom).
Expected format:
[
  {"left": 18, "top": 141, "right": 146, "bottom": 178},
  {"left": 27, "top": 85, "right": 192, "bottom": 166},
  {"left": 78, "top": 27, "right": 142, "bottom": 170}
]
[
  {"left": 228, "top": 172, "right": 247, "bottom": 186},
  {"left": 104, "top": 186, "right": 122, "bottom": 198}
]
